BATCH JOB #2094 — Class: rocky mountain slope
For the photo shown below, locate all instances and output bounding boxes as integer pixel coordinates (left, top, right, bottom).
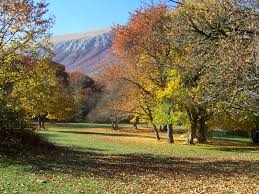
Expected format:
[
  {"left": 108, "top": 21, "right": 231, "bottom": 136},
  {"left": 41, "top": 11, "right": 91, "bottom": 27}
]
[{"left": 51, "top": 28, "right": 114, "bottom": 74}]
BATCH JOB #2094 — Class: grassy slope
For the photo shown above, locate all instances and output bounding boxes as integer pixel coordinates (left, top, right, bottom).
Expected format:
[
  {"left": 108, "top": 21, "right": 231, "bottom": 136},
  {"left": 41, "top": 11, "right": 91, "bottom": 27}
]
[{"left": 0, "top": 123, "right": 258, "bottom": 193}]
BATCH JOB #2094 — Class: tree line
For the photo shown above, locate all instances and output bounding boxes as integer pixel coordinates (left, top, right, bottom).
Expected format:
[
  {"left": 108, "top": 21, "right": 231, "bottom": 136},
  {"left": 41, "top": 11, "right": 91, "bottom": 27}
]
[
  {"left": 0, "top": 0, "right": 101, "bottom": 131},
  {"left": 0, "top": 0, "right": 258, "bottom": 145},
  {"left": 100, "top": 0, "right": 258, "bottom": 144}
]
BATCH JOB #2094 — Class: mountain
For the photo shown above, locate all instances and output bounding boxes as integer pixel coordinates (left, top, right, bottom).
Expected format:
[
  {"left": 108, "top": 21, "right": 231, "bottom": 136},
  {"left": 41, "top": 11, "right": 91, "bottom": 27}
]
[{"left": 51, "top": 28, "right": 114, "bottom": 74}]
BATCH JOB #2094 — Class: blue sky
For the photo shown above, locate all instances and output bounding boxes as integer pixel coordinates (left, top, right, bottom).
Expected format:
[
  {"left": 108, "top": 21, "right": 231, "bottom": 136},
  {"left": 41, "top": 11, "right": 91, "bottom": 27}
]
[{"left": 47, "top": 0, "right": 146, "bottom": 35}]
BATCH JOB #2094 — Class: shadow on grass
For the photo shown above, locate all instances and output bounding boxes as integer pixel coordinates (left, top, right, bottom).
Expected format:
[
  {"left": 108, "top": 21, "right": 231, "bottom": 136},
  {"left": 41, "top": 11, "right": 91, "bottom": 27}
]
[
  {"left": 51, "top": 130, "right": 165, "bottom": 140},
  {"left": 0, "top": 128, "right": 258, "bottom": 182},
  {"left": 52, "top": 123, "right": 111, "bottom": 129},
  {"left": 1, "top": 144, "right": 258, "bottom": 180},
  {"left": 205, "top": 136, "right": 258, "bottom": 153},
  {"left": 205, "top": 146, "right": 259, "bottom": 153},
  {"left": 209, "top": 136, "right": 250, "bottom": 144},
  {"left": 208, "top": 130, "right": 251, "bottom": 144}
]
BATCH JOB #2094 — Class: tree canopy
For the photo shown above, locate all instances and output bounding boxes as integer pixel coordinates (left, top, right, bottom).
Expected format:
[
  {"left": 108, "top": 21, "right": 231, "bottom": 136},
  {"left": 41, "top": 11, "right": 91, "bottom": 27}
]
[{"left": 101, "top": 0, "right": 259, "bottom": 144}]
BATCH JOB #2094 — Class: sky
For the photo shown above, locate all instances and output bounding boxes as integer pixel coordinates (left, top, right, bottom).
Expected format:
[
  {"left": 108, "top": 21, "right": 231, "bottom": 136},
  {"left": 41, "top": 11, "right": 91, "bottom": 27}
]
[{"left": 47, "top": 0, "right": 146, "bottom": 35}]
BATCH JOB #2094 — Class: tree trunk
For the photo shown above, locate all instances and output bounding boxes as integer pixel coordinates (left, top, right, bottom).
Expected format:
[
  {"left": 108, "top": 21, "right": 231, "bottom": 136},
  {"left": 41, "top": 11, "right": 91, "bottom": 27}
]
[
  {"left": 162, "top": 125, "right": 167, "bottom": 132},
  {"left": 251, "top": 118, "right": 259, "bottom": 144},
  {"left": 112, "top": 121, "right": 115, "bottom": 130},
  {"left": 187, "top": 117, "right": 198, "bottom": 144},
  {"left": 133, "top": 123, "right": 138, "bottom": 129},
  {"left": 167, "top": 124, "right": 174, "bottom": 143},
  {"left": 197, "top": 116, "right": 207, "bottom": 143},
  {"left": 38, "top": 117, "right": 42, "bottom": 129},
  {"left": 152, "top": 124, "right": 160, "bottom": 140},
  {"left": 112, "top": 121, "right": 119, "bottom": 130},
  {"left": 133, "top": 116, "right": 139, "bottom": 129},
  {"left": 19, "top": 117, "right": 24, "bottom": 129},
  {"left": 159, "top": 125, "right": 167, "bottom": 131},
  {"left": 115, "top": 121, "right": 119, "bottom": 130},
  {"left": 42, "top": 119, "right": 45, "bottom": 129}
]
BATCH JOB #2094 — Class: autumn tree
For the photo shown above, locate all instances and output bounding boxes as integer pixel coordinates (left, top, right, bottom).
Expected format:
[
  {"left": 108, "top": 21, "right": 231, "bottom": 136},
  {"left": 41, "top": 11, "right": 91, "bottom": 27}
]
[
  {"left": 0, "top": 0, "right": 53, "bottom": 107},
  {"left": 0, "top": 0, "right": 80, "bottom": 130},
  {"left": 92, "top": 80, "right": 133, "bottom": 130},
  {"left": 101, "top": 4, "right": 177, "bottom": 140},
  {"left": 11, "top": 58, "right": 77, "bottom": 129},
  {"left": 153, "top": 70, "right": 189, "bottom": 143},
  {"left": 0, "top": 0, "right": 52, "bottom": 61},
  {"left": 0, "top": 0, "right": 60, "bottom": 130},
  {"left": 101, "top": 0, "right": 258, "bottom": 144},
  {"left": 172, "top": 0, "right": 258, "bottom": 143}
]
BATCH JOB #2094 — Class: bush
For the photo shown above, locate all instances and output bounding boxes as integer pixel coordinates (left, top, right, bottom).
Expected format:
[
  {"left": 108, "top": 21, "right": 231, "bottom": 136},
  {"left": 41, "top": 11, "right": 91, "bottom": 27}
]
[{"left": 0, "top": 128, "right": 55, "bottom": 154}]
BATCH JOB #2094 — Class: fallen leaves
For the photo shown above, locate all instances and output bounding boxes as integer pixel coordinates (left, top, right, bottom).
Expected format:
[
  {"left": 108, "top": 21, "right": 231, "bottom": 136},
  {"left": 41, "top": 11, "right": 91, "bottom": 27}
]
[{"left": 0, "top": 126, "right": 258, "bottom": 193}]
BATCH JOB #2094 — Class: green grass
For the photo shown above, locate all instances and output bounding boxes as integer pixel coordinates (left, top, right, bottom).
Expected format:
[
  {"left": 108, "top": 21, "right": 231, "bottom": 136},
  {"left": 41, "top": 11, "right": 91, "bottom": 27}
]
[{"left": 0, "top": 123, "right": 258, "bottom": 193}]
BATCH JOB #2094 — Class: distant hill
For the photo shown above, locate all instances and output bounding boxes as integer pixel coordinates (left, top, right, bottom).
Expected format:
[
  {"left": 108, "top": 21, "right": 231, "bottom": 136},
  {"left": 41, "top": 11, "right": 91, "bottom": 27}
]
[{"left": 51, "top": 28, "right": 114, "bottom": 74}]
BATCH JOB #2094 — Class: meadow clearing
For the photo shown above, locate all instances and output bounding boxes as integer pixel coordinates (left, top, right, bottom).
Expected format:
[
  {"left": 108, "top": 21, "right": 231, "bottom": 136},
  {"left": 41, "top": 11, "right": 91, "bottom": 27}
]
[{"left": 0, "top": 123, "right": 258, "bottom": 193}]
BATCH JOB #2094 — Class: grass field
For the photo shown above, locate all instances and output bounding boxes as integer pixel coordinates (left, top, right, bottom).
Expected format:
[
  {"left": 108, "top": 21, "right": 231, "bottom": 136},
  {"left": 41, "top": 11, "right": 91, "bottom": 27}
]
[{"left": 0, "top": 123, "right": 258, "bottom": 193}]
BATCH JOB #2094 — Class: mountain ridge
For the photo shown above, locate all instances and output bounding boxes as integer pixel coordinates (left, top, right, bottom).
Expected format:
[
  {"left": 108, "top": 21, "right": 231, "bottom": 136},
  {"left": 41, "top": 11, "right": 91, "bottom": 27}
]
[{"left": 51, "top": 28, "right": 114, "bottom": 74}]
